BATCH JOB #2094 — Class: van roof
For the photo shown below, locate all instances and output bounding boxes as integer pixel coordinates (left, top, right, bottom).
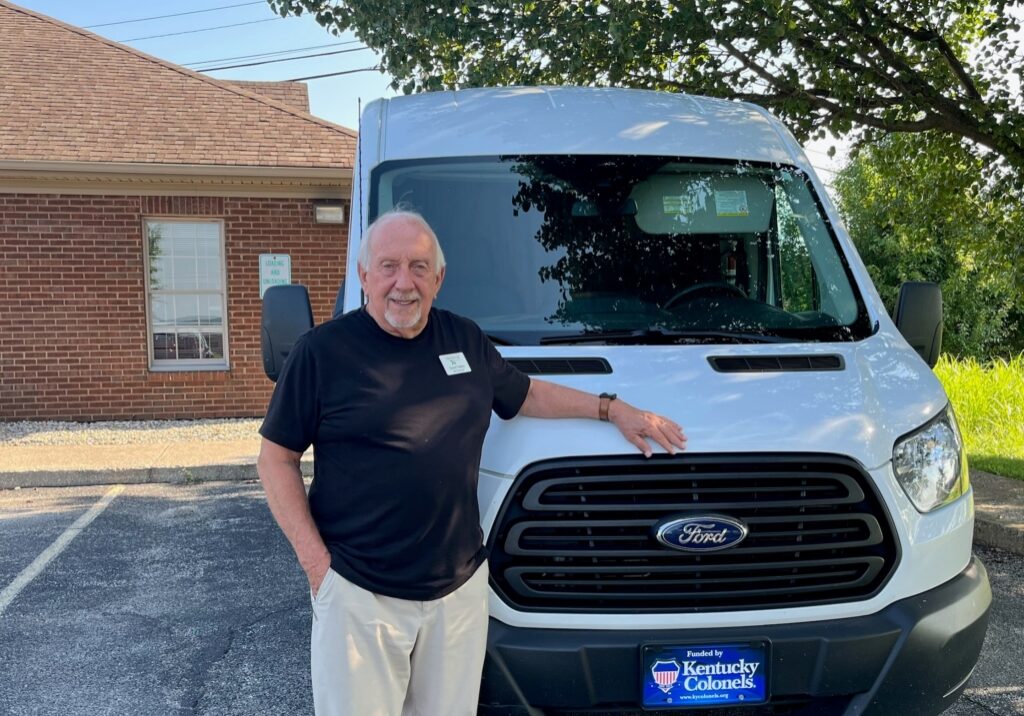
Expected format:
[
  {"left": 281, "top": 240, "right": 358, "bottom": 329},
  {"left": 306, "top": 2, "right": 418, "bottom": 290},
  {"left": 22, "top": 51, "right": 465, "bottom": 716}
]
[{"left": 375, "top": 86, "right": 804, "bottom": 166}]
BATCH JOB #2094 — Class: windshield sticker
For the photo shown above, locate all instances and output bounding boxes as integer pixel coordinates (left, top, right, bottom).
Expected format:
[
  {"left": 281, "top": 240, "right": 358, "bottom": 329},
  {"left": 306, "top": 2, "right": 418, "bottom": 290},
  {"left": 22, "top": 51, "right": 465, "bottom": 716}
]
[
  {"left": 715, "top": 190, "right": 749, "bottom": 217},
  {"left": 663, "top": 194, "right": 699, "bottom": 216}
]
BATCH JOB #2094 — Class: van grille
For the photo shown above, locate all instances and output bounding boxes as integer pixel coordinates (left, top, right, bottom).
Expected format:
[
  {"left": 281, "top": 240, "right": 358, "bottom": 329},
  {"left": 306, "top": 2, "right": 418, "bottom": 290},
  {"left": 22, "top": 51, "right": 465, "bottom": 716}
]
[{"left": 487, "top": 456, "right": 898, "bottom": 612}]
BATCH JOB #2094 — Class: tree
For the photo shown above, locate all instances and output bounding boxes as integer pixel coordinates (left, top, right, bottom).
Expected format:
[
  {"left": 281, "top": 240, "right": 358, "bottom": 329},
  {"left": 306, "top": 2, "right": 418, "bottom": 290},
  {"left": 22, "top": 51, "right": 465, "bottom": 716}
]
[
  {"left": 834, "top": 131, "right": 1024, "bottom": 358},
  {"left": 270, "top": 0, "right": 1024, "bottom": 181}
]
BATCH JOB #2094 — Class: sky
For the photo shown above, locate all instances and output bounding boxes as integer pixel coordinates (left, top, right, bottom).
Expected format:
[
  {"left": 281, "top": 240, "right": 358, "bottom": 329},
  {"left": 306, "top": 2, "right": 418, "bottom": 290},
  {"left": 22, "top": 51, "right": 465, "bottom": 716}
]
[
  {"left": 14, "top": 0, "right": 397, "bottom": 131},
  {"left": 13, "top": 0, "right": 847, "bottom": 185}
]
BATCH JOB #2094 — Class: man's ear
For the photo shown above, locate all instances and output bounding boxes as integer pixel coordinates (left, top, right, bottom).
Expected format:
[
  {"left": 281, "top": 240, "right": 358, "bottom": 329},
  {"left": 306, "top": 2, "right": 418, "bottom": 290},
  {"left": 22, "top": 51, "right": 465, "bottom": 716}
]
[
  {"left": 434, "top": 265, "right": 446, "bottom": 297},
  {"left": 357, "top": 264, "right": 369, "bottom": 299}
]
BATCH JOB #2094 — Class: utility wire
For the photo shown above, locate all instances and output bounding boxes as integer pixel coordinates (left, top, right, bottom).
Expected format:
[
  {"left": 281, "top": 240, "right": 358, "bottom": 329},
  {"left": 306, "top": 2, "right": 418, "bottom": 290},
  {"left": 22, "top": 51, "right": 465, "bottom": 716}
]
[
  {"left": 117, "top": 16, "right": 283, "bottom": 42},
  {"left": 810, "top": 160, "right": 846, "bottom": 175},
  {"left": 184, "top": 40, "right": 360, "bottom": 67},
  {"left": 804, "top": 145, "right": 845, "bottom": 159},
  {"left": 810, "top": 165, "right": 840, "bottom": 190},
  {"left": 199, "top": 46, "right": 370, "bottom": 71},
  {"left": 283, "top": 67, "right": 382, "bottom": 82},
  {"left": 85, "top": 1, "right": 266, "bottom": 28}
]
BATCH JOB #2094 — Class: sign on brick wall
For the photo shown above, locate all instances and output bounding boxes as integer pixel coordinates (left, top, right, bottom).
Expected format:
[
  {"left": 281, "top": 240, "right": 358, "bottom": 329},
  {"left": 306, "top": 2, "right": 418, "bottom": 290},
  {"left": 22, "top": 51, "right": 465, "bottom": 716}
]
[{"left": 259, "top": 254, "right": 291, "bottom": 298}]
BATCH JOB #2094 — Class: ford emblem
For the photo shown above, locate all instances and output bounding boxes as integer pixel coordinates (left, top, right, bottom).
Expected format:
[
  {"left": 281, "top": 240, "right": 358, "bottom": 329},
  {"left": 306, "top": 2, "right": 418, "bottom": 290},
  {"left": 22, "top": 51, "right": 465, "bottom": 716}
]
[{"left": 655, "top": 514, "right": 749, "bottom": 552}]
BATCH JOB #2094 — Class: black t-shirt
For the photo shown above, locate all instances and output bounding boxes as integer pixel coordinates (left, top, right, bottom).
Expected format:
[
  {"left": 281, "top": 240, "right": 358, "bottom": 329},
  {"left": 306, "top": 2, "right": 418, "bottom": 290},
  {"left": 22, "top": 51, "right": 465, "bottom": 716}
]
[{"left": 259, "top": 307, "right": 530, "bottom": 600}]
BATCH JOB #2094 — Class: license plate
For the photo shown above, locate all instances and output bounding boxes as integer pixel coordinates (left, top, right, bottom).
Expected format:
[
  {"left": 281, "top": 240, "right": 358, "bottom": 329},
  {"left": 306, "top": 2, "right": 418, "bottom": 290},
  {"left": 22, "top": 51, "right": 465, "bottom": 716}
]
[{"left": 641, "top": 642, "right": 769, "bottom": 709}]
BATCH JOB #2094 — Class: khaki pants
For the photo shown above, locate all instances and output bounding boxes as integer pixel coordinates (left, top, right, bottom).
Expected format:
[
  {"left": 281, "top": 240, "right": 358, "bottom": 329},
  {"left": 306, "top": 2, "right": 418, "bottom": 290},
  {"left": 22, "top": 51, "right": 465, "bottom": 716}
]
[{"left": 310, "top": 562, "right": 489, "bottom": 716}]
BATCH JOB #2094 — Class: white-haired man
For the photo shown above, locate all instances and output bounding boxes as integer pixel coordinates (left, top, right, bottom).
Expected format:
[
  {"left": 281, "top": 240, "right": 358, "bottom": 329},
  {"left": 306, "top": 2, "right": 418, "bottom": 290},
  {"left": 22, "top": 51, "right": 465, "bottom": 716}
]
[{"left": 258, "top": 210, "right": 686, "bottom": 716}]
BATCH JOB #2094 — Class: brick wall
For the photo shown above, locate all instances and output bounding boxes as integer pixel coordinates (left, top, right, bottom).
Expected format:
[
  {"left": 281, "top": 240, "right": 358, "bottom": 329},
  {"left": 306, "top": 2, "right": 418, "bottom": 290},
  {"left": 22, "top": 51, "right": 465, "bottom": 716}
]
[{"left": 0, "top": 193, "right": 347, "bottom": 420}]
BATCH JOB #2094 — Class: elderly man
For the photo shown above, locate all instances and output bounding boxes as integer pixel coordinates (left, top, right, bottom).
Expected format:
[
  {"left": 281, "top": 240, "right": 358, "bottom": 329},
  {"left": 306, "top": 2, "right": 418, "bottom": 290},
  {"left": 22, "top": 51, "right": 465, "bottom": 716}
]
[{"left": 257, "top": 210, "right": 686, "bottom": 716}]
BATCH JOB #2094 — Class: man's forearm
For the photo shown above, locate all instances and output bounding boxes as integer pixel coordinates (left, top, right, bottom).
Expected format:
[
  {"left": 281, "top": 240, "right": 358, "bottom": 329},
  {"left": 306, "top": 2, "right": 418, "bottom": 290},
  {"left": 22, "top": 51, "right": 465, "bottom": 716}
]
[
  {"left": 256, "top": 445, "right": 329, "bottom": 578},
  {"left": 519, "top": 378, "right": 687, "bottom": 457},
  {"left": 519, "top": 378, "right": 605, "bottom": 420}
]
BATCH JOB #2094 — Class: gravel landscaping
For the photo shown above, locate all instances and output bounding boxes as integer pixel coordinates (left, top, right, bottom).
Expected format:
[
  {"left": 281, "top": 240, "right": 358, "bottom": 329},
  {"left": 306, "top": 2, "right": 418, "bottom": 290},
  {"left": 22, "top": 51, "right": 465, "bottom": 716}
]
[{"left": 0, "top": 419, "right": 262, "bottom": 446}]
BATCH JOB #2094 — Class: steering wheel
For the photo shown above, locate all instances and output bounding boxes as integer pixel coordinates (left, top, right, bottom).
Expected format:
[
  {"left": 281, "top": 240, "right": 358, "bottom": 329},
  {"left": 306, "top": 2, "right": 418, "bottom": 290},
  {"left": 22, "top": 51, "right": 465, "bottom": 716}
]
[{"left": 663, "top": 281, "right": 747, "bottom": 309}]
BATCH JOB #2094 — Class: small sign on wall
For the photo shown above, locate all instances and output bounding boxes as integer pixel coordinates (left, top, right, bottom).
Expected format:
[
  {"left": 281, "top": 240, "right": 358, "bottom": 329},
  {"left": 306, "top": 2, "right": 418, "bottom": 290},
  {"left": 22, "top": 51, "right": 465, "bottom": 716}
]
[{"left": 259, "top": 254, "right": 291, "bottom": 298}]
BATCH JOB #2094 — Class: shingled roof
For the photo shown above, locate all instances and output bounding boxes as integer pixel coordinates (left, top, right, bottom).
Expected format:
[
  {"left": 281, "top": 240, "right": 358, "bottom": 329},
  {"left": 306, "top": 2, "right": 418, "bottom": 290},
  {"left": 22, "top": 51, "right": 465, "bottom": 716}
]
[
  {"left": 0, "top": 0, "right": 355, "bottom": 170},
  {"left": 226, "top": 80, "right": 311, "bottom": 113}
]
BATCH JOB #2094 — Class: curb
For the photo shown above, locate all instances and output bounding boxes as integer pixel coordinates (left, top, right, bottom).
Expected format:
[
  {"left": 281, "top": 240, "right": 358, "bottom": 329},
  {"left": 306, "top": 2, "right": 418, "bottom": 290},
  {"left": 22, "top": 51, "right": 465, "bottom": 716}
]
[
  {"left": 974, "top": 517, "right": 1024, "bottom": 555},
  {"left": 0, "top": 460, "right": 313, "bottom": 490},
  {"left": 969, "top": 469, "right": 1024, "bottom": 556}
]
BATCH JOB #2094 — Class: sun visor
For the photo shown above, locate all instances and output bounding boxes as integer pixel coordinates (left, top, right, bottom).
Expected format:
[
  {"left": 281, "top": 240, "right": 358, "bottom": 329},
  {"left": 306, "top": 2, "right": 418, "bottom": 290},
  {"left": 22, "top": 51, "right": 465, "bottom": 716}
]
[{"left": 631, "top": 174, "right": 774, "bottom": 234}]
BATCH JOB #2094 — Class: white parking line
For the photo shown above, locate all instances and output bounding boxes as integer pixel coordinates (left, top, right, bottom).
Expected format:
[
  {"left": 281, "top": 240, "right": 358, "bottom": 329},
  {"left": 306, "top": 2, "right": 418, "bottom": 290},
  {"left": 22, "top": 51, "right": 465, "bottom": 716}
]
[{"left": 0, "top": 484, "right": 125, "bottom": 616}]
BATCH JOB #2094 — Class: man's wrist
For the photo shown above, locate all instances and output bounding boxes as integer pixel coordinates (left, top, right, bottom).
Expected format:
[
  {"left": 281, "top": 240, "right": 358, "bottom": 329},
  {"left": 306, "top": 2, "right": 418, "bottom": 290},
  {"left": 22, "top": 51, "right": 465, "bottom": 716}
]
[
  {"left": 299, "top": 545, "right": 330, "bottom": 573},
  {"left": 599, "top": 392, "right": 617, "bottom": 421}
]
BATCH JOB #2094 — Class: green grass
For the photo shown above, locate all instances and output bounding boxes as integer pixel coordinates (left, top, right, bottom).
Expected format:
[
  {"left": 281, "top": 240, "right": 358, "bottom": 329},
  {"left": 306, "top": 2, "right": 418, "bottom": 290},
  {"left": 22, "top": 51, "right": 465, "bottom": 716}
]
[{"left": 934, "top": 354, "right": 1024, "bottom": 481}]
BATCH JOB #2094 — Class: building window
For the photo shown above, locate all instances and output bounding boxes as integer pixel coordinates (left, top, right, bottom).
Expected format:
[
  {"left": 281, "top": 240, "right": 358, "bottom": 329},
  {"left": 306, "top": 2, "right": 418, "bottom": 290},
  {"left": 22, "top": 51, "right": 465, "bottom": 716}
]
[{"left": 144, "top": 219, "right": 228, "bottom": 370}]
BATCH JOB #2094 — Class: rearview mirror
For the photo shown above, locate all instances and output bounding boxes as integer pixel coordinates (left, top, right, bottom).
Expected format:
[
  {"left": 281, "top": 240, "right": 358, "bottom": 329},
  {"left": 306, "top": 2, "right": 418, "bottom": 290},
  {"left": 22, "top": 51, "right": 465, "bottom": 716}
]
[
  {"left": 261, "top": 284, "right": 314, "bottom": 382},
  {"left": 893, "top": 282, "right": 943, "bottom": 367}
]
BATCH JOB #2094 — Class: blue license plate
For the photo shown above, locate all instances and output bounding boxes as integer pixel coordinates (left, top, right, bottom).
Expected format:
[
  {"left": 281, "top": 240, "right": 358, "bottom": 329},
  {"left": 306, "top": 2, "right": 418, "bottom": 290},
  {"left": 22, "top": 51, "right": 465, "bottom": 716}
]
[{"left": 641, "top": 642, "right": 769, "bottom": 709}]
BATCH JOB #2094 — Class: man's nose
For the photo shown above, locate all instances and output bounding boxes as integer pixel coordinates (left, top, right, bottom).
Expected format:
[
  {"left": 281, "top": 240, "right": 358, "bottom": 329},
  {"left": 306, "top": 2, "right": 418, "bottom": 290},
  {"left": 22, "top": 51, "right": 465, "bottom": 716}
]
[{"left": 394, "top": 264, "right": 415, "bottom": 289}]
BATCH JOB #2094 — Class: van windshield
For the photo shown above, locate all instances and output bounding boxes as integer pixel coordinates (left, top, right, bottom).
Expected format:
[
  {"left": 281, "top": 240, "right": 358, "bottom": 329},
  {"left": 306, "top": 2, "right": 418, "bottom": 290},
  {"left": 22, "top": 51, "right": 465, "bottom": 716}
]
[{"left": 371, "top": 155, "right": 873, "bottom": 345}]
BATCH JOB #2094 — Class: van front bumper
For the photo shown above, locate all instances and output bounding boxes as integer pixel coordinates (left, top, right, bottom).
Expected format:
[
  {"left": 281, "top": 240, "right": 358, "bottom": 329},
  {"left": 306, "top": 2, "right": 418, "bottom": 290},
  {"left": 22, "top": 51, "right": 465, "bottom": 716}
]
[{"left": 480, "top": 556, "right": 990, "bottom": 716}]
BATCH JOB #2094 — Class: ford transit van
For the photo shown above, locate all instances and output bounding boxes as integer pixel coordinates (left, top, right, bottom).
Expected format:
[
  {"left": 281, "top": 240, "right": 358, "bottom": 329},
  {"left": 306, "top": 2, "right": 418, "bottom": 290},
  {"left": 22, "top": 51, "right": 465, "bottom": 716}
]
[{"left": 262, "top": 86, "right": 990, "bottom": 715}]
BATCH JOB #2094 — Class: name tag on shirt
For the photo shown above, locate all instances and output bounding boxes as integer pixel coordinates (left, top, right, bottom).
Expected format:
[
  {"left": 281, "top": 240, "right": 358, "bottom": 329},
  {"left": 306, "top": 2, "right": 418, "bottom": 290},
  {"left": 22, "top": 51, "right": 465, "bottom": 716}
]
[{"left": 439, "top": 352, "right": 472, "bottom": 376}]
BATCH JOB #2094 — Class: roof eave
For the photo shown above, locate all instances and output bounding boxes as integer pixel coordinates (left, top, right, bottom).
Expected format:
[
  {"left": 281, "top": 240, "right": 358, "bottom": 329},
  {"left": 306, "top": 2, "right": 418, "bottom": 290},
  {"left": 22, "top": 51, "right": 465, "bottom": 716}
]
[
  {"left": 0, "top": 160, "right": 352, "bottom": 199},
  {"left": 0, "top": 159, "right": 352, "bottom": 178}
]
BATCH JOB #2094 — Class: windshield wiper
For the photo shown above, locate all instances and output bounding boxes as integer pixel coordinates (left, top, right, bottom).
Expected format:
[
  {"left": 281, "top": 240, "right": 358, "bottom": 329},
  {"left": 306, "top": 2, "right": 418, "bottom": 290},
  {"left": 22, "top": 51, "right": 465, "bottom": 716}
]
[{"left": 539, "top": 328, "right": 794, "bottom": 345}]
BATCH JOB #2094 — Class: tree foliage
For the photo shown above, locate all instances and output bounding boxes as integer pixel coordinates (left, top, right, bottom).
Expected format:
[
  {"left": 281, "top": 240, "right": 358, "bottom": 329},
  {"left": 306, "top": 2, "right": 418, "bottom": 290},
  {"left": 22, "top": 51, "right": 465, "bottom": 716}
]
[
  {"left": 270, "top": 0, "right": 1024, "bottom": 181},
  {"left": 834, "top": 132, "right": 1024, "bottom": 358}
]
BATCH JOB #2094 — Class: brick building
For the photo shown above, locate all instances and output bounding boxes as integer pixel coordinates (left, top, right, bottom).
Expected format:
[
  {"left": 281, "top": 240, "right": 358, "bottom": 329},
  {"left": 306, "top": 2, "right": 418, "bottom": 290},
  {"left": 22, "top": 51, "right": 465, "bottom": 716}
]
[{"left": 0, "top": 1, "right": 355, "bottom": 421}]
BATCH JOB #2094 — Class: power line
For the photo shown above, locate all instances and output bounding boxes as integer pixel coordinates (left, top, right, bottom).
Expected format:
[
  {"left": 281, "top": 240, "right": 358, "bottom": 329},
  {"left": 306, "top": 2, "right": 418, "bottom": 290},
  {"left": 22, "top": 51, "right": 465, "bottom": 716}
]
[
  {"left": 810, "top": 165, "right": 839, "bottom": 191},
  {"left": 199, "top": 46, "right": 370, "bottom": 72},
  {"left": 804, "top": 146, "right": 837, "bottom": 158},
  {"left": 85, "top": 1, "right": 266, "bottom": 28},
  {"left": 184, "top": 40, "right": 360, "bottom": 67},
  {"left": 283, "top": 67, "right": 382, "bottom": 82},
  {"left": 117, "top": 16, "right": 283, "bottom": 42}
]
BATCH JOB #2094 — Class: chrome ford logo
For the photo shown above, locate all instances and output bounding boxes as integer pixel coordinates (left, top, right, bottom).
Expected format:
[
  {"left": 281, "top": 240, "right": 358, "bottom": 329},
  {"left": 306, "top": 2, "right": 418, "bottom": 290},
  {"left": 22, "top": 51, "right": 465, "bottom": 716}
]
[{"left": 655, "top": 514, "right": 749, "bottom": 552}]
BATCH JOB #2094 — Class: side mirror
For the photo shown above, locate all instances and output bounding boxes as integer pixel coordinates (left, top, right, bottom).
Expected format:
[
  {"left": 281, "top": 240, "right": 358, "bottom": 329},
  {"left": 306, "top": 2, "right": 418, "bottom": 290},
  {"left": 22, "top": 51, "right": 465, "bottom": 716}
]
[
  {"left": 332, "top": 279, "right": 346, "bottom": 319},
  {"left": 893, "top": 281, "right": 943, "bottom": 367},
  {"left": 261, "top": 284, "right": 314, "bottom": 382}
]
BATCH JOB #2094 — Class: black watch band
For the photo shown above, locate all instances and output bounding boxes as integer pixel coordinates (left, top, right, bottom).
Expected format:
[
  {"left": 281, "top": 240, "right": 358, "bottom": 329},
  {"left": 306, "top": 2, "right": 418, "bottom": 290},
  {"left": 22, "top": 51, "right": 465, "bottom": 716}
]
[{"left": 599, "top": 392, "right": 617, "bottom": 421}]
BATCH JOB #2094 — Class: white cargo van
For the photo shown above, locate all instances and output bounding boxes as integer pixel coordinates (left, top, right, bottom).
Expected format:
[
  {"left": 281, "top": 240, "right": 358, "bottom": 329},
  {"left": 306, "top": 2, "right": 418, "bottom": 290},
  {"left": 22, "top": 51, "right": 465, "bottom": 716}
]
[{"left": 262, "top": 86, "right": 990, "bottom": 715}]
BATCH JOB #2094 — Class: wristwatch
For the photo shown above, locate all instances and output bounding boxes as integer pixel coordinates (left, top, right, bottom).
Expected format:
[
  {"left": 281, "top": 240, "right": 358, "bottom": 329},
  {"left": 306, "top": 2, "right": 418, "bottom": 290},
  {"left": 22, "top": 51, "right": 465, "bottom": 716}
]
[{"left": 599, "top": 392, "right": 617, "bottom": 422}]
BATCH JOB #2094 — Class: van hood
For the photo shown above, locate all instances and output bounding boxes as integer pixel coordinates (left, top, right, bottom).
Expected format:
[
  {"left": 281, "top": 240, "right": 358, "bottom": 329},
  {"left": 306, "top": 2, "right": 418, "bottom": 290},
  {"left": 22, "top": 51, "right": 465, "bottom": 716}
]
[{"left": 483, "top": 327, "right": 947, "bottom": 476}]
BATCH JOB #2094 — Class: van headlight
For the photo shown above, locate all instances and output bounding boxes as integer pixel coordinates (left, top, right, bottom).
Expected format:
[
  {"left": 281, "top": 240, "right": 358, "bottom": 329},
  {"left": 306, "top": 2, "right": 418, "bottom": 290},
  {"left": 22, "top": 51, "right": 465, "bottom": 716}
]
[{"left": 893, "top": 407, "right": 970, "bottom": 512}]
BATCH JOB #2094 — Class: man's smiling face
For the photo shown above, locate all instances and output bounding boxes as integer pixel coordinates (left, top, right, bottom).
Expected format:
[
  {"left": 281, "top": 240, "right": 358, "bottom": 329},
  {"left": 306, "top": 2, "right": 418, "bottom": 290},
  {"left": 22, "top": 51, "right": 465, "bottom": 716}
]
[{"left": 359, "top": 216, "right": 445, "bottom": 339}]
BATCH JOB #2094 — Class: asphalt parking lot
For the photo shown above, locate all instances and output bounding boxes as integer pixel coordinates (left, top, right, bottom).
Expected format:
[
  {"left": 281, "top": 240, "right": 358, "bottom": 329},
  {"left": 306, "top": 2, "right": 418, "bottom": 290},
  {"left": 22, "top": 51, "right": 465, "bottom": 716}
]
[
  {"left": 1, "top": 480, "right": 1022, "bottom": 716},
  {"left": 0, "top": 481, "right": 311, "bottom": 715}
]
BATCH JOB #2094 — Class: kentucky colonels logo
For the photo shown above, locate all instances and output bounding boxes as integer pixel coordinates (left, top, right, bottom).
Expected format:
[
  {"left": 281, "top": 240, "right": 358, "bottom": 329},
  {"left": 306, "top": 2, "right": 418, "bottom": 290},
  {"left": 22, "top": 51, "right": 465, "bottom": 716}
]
[{"left": 651, "top": 659, "right": 682, "bottom": 693}]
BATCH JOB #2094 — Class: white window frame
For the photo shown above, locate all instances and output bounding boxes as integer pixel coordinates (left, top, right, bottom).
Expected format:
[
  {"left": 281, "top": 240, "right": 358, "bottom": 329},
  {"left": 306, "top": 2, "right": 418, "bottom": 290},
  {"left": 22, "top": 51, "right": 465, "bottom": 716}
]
[{"left": 143, "top": 217, "right": 230, "bottom": 372}]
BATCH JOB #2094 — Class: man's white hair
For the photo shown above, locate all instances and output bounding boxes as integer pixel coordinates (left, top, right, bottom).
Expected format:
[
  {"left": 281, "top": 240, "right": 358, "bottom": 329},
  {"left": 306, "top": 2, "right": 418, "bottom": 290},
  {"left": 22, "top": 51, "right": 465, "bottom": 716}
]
[{"left": 358, "top": 210, "right": 447, "bottom": 275}]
